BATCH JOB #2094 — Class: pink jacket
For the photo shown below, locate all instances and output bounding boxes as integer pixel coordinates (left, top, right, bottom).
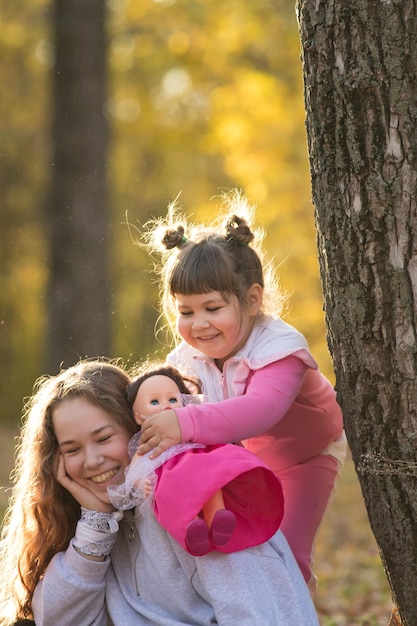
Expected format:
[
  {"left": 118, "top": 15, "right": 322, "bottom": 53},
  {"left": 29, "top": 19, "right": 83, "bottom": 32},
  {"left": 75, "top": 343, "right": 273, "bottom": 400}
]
[{"left": 167, "top": 315, "right": 344, "bottom": 471}]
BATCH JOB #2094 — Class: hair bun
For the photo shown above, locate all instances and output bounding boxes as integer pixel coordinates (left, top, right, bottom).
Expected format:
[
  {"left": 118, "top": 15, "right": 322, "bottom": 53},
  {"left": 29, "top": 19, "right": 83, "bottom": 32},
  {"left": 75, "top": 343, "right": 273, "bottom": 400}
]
[
  {"left": 225, "top": 215, "right": 254, "bottom": 245},
  {"left": 162, "top": 226, "right": 186, "bottom": 250}
]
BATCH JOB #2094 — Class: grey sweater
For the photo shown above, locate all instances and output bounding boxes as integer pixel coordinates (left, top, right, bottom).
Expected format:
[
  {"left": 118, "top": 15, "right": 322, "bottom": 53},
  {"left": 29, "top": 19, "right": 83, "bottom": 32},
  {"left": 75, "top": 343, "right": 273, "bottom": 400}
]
[{"left": 33, "top": 501, "right": 319, "bottom": 625}]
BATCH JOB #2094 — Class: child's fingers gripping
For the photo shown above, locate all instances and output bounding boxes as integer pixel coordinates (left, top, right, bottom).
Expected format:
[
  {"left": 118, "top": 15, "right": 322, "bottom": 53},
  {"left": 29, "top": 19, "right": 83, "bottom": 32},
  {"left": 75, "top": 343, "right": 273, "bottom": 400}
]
[
  {"left": 141, "top": 410, "right": 181, "bottom": 444},
  {"left": 138, "top": 410, "right": 181, "bottom": 458},
  {"left": 136, "top": 433, "right": 171, "bottom": 458}
]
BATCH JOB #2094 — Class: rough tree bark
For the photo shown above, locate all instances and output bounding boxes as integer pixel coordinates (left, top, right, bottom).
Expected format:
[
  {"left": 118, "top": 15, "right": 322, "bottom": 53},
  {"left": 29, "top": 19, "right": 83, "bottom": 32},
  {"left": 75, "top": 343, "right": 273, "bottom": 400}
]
[
  {"left": 46, "top": 0, "right": 110, "bottom": 373},
  {"left": 296, "top": 1, "right": 417, "bottom": 623}
]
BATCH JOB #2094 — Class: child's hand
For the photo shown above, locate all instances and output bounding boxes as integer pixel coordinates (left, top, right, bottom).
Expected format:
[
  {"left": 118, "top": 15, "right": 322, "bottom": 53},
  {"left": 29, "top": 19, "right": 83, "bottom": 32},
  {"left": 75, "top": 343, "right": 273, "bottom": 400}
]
[
  {"left": 56, "top": 455, "right": 113, "bottom": 513},
  {"left": 136, "top": 409, "right": 181, "bottom": 458}
]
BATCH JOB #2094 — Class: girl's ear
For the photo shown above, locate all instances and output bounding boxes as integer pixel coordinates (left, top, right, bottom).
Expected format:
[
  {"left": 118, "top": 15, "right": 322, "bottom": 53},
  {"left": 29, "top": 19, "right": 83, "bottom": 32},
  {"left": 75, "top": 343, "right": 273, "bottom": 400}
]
[{"left": 246, "top": 283, "right": 263, "bottom": 316}]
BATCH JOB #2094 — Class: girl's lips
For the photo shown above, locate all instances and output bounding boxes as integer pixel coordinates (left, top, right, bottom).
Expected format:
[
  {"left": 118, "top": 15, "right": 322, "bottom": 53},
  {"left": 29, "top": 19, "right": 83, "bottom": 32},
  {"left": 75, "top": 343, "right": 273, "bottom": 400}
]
[
  {"left": 196, "top": 334, "right": 219, "bottom": 342},
  {"left": 90, "top": 467, "right": 120, "bottom": 485}
]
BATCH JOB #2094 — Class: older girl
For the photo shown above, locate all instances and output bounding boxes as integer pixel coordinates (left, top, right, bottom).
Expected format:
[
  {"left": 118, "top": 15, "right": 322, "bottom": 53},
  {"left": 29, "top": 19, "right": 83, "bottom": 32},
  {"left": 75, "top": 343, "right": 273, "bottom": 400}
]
[{"left": 0, "top": 359, "right": 319, "bottom": 626}]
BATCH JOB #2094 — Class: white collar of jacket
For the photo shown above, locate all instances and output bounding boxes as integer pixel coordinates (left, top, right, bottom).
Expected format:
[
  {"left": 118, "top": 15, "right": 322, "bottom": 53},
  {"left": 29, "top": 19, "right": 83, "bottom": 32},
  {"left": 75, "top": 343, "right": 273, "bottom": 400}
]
[{"left": 167, "top": 315, "right": 318, "bottom": 400}]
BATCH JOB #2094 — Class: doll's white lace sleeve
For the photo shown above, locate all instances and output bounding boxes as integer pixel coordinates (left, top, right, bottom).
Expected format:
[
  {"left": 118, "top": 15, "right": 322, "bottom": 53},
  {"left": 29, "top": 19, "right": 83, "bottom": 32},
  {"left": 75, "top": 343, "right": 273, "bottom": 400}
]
[
  {"left": 107, "top": 393, "right": 206, "bottom": 510},
  {"left": 107, "top": 437, "right": 205, "bottom": 510}
]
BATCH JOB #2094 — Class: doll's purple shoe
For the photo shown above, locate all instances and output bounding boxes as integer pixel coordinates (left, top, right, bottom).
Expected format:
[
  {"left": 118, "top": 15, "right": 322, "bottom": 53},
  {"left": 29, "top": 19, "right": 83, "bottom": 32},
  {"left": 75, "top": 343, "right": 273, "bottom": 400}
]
[
  {"left": 185, "top": 519, "right": 210, "bottom": 556},
  {"left": 210, "top": 509, "right": 236, "bottom": 546}
]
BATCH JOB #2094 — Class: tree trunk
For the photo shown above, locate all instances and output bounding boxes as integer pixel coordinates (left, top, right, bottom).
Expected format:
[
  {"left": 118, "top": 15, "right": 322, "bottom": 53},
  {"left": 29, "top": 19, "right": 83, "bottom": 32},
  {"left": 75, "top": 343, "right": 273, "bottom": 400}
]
[
  {"left": 47, "top": 0, "right": 109, "bottom": 373},
  {"left": 296, "top": 1, "right": 417, "bottom": 622}
]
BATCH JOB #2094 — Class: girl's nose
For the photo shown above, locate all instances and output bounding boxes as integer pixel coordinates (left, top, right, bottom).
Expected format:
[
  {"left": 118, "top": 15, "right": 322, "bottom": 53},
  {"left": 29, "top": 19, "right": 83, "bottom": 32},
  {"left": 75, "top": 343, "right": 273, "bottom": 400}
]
[
  {"left": 192, "top": 315, "right": 210, "bottom": 330},
  {"left": 84, "top": 446, "right": 105, "bottom": 468}
]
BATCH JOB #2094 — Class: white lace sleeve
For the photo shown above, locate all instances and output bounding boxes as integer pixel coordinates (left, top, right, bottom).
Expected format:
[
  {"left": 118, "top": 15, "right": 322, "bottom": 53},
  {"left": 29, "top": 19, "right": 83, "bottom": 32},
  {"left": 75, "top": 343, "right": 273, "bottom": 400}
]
[{"left": 72, "top": 508, "right": 124, "bottom": 556}]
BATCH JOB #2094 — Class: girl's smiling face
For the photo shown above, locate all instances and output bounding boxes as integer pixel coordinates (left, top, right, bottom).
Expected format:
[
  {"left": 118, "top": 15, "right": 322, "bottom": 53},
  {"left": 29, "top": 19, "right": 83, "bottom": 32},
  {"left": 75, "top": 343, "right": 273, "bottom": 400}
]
[
  {"left": 53, "top": 396, "right": 131, "bottom": 505},
  {"left": 175, "top": 286, "right": 262, "bottom": 371}
]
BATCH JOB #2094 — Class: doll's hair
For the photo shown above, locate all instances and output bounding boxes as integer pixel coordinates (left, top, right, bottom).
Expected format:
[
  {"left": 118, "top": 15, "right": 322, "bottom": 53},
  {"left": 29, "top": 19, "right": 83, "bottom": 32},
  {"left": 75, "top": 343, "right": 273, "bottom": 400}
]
[
  {"left": 142, "top": 189, "right": 285, "bottom": 344},
  {"left": 0, "top": 359, "right": 137, "bottom": 624},
  {"left": 127, "top": 362, "right": 202, "bottom": 409}
]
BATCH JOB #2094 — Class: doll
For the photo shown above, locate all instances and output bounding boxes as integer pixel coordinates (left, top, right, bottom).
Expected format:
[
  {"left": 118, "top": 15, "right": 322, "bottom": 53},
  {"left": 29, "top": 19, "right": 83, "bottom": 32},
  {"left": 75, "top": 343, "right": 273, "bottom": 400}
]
[{"left": 108, "top": 364, "right": 284, "bottom": 556}]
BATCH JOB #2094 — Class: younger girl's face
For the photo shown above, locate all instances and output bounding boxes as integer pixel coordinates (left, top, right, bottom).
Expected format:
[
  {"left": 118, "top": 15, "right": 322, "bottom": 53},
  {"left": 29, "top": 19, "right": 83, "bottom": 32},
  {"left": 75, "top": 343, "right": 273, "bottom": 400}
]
[
  {"left": 175, "top": 289, "right": 261, "bottom": 370},
  {"left": 132, "top": 375, "right": 183, "bottom": 423},
  {"left": 53, "top": 397, "right": 132, "bottom": 505}
]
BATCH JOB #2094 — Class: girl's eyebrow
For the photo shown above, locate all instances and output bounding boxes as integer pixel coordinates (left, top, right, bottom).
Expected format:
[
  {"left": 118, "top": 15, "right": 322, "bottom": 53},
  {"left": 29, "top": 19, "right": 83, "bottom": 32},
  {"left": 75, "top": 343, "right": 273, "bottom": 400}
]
[
  {"left": 58, "top": 425, "right": 112, "bottom": 447},
  {"left": 178, "top": 297, "right": 223, "bottom": 308}
]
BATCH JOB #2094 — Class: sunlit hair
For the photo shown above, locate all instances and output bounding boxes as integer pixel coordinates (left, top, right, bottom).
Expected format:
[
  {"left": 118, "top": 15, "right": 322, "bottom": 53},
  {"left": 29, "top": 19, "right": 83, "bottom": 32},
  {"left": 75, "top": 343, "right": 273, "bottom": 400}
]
[
  {"left": 142, "top": 189, "right": 286, "bottom": 344},
  {"left": 127, "top": 362, "right": 202, "bottom": 409},
  {"left": 0, "top": 359, "right": 137, "bottom": 624}
]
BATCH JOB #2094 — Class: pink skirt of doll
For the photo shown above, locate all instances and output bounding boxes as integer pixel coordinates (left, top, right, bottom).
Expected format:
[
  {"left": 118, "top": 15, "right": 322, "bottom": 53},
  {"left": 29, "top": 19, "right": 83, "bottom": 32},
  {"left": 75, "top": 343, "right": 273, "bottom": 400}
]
[{"left": 152, "top": 443, "right": 284, "bottom": 553}]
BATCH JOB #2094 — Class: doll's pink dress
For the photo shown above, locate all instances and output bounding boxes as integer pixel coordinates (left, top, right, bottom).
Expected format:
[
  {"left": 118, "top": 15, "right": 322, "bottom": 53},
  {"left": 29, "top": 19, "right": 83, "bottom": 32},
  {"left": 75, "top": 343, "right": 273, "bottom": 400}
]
[{"left": 108, "top": 435, "right": 284, "bottom": 555}]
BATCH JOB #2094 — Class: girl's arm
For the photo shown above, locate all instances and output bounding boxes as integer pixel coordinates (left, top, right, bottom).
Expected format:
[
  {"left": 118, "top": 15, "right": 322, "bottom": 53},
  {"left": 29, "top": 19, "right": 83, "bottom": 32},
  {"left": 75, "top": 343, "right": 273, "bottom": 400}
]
[
  {"left": 138, "top": 356, "right": 307, "bottom": 457},
  {"left": 33, "top": 458, "right": 124, "bottom": 623},
  {"left": 32, "top": 544, "right": 109, "bottom": 626}
]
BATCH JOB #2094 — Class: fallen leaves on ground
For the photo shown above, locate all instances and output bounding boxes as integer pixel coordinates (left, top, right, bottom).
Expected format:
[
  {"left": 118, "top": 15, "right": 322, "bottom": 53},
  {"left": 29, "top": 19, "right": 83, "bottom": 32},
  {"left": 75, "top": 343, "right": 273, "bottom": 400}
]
[{"left": 314, "top": 450, "right": 394, "bottom": 625}]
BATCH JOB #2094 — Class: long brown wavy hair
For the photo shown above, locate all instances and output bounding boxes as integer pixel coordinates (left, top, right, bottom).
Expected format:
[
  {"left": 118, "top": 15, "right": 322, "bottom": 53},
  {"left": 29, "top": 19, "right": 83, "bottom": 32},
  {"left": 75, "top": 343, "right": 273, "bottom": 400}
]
[{"left": 0, "top": 359, "right": 137, "bottom": 624}]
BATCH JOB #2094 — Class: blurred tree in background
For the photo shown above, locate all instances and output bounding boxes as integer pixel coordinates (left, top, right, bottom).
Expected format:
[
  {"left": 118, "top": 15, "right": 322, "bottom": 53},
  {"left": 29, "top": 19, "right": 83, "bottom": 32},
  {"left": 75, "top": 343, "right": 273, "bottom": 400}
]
[
  {"left": 47, "top": 0, "right": 110, "bottom": 373},
  {"left": 0, "top": 1, "right": 49, "bottom": 424},
  {"left": 0, "top": 0, "right": 328, "bottom": 425}
]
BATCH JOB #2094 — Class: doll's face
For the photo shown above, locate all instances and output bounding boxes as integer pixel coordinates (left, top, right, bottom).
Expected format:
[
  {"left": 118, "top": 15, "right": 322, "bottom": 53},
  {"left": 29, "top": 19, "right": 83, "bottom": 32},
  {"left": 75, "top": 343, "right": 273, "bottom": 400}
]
[{"left": 132, "top": 375, "right": 184, "bottom": 423}]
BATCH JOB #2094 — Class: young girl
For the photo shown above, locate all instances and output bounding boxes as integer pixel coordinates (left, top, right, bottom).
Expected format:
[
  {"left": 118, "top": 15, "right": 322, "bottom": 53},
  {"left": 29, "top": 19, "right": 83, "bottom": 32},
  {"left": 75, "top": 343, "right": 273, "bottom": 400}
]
[
  {"left": 108, "top": 363, "right": 284, "bottom": 556},
  {"left": 137, "top": 190, "right": 346, "bottom": 589},
  {"left": 0, "top": 358, "right": 320, "bottom": 626}
]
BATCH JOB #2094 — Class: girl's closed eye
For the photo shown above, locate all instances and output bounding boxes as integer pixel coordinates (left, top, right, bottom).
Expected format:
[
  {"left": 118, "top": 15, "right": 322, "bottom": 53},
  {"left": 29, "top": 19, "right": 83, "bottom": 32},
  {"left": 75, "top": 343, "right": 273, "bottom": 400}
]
[
  {"left": 98, "top": 434, "right": 112, "bottom": 443},
  {"left": 62, "top": 446, "right": 80, "bottom": 456}
]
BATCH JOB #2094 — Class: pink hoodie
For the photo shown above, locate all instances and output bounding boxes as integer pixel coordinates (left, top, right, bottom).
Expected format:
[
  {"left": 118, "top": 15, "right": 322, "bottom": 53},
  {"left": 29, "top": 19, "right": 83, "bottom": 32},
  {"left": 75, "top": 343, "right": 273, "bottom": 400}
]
[{"left": 168, "top": 314, "right": 344, "bottom": 471}]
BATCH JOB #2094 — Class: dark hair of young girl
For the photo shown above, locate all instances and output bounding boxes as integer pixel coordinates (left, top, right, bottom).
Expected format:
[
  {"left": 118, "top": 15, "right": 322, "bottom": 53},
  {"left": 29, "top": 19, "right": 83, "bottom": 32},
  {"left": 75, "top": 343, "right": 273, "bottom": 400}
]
[{"left": 162, "top": 214, "right": 264, "bottom": 307}]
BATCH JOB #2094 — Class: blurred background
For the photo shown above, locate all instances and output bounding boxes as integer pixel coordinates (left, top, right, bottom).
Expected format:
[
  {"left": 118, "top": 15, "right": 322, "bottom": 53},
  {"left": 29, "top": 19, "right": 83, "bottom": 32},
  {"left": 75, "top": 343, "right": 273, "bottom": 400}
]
[
  {"left": 0, "top": 0, "right": 394, "bottom": 622},
  {"left": 1, "top": 0, "right": 328, "bottom": 422}
]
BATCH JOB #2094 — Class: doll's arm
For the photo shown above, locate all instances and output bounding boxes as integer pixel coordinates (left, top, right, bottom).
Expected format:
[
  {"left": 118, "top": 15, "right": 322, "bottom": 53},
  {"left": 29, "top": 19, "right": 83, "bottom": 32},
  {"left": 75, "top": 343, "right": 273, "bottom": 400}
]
[{"left": 129, "top": 451, "right": 154, "bottom": 496}]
